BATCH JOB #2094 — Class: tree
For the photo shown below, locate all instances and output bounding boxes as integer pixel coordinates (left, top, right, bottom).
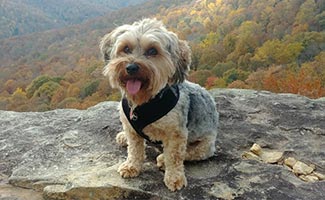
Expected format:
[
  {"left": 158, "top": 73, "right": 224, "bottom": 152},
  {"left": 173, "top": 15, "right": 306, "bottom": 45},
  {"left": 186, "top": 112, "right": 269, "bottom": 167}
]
[
  {"left": 227, "top": 21, "right": 263, "bottom": 63},
  {"left": 227, "top": 80, "right": 249, "bottom": 89},
  {"left": 222, "top": 33, "right": 236, "bottom": 54},
  {"left": 251, "top": 39, "right": 303, "bottom": 67},
  {"left": 292, "top": 32, "right": 325, "bottom": 63},
  {"left": 198, "top": 32, "right": 225, "bottom": 67},
  {"left": 188, "top": 70, "right": 212, "bottom": 86},
  {"left": 4, "top": 79, "right": 17, "bottom": 94},
  {"left": 262, "top": 66, "right": 284, "bottom": 93},
  {"left": 280, "top": 67, "right": 323, "bottom": 98},
  {"left": 212, "top": 61, "right": 236, "bottom": 77},
  {"left": 294, "top": 0, "right": 317, "bottom": 31},
  {"left": 245, "top": 67, "right": 269, "bottom": 90},
  {"left": 260, "top": 65, "right": 324, "bottom": 98},
  {"left": 34, "top": 81, "right": 61, "bottom": 102},
  {"left": 80, "top": 80, "right": 100, "bottom": 99},
  {"left": 222, "top": 68, "right": 250, "bottom": 84},
  {"left": 5, "top": 88, "right": 29, "bottom": 111},
  {"left": 315, "top": 11, "right": 325, "bottom": 31},
  {"left": 205, "top": 76, "right": 227, "bottom": 89},
  {"left": 313, "top": 51, "right": 325, "bottom": 85},
  {"left": 51, "top": 87, "right": 66, "bottom": 108},
  {"left": 205, "top": 76, "right": 219, "bottom": 89},
  {"left": 26, "top": 75, "right": 51, "bottom": 98},
  {"left": 67, "top": 84, "right": 81, "bottom": 98},
  {"left": 57, "top": 97, "right": 79, "bottom": 109},
  {"left": 107, "top": 91, "right": 121, "bottom": 101}
]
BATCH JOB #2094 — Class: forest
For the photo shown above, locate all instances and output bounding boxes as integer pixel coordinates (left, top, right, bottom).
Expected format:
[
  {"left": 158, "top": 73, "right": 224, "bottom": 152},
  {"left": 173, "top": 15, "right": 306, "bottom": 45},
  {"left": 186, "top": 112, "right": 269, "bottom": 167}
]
[
  {"left": 0, "top": 0, "right": 147, "bottom": 39},
  {"left": 0, "top": 0, "right": 324, "bottom": 111}
]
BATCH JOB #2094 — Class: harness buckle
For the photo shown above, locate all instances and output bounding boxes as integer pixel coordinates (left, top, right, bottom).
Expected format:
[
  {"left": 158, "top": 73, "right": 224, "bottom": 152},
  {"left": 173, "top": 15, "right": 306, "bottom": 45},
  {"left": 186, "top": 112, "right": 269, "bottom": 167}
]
[{"left": 131, "top": 111, "right": 138, "bottom": 121}]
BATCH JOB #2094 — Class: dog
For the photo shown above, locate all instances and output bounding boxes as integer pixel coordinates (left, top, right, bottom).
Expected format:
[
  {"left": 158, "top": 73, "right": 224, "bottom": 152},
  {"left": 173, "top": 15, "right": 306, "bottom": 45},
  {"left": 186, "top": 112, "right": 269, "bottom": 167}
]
[{"left": 100, "top": 18, "right": 219, "bottom": 191}]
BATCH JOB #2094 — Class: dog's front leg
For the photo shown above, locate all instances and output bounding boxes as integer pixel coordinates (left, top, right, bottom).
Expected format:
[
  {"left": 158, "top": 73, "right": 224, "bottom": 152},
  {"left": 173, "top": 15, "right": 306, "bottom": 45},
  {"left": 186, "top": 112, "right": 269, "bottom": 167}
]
[
  {"left": 118, "top": 129, "right": 145, "bottom": 178},
  {"left": 163, "top": 132, "right": 187, "bottom": 191}
]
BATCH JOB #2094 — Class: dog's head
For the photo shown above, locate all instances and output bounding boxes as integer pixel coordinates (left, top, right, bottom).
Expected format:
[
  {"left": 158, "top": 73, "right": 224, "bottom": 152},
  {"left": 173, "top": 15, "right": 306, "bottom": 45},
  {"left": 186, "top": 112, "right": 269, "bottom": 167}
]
[{"left": 100, "top": 18, "right": 191, "bottom": 105}]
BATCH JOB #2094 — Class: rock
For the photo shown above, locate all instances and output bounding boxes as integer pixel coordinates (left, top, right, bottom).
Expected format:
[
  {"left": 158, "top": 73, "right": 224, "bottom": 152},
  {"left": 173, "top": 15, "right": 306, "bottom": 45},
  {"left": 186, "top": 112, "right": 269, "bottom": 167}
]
[
  {"left": 284, "top": 157, "right": 298, "bottom": 168},
  {"left": 262, "top": 151, "right": 284, "bottom": 164},
  {"left": 293, "top": 161, "right": 315, "bottom": 175},
  {"left": 1, "top": 89, "right": 325, "bottom": 199},
  {"left": 250, "top": 143, "right": 262, "bottom": 155},
  {"left": 312, "top": 172, "right": 325, "bottom": 180},
  {"left": 242, "top": 151, "right": 262, "bottom": 161},
  {"left": 299, "top": 175, "right": 319, "bottom": 182},
  {"left": 244, "top": 143, "right": 283, "bottom": 164},
  {"left": 0, "top": 173, "right": 43, "bottom": 200},
  {"left": 244, "top": 144, "right": 323, "bottom": 183}
]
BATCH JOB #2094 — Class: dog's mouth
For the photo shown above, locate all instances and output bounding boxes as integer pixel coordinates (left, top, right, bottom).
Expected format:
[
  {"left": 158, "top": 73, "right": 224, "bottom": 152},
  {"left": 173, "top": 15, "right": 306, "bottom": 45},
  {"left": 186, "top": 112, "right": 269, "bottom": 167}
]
[
  {"left": 120, "top": 77, "right": 148, "bottom": 95},
  {"left": 126, "top": 79, "right": 142, "bottom": 95},
  {"left": 118, "top": 62, "right": 150, "bottom": 96}
]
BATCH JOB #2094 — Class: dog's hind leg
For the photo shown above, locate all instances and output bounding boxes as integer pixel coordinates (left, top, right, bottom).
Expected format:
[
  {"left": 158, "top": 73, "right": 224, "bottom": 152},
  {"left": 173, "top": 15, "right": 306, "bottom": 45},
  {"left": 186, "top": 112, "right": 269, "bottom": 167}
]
[
  {"left": 185, "top": 135, "right": 216, "bottom": 161},
  {"left": 156, "top": 135, "right": 216, "bottom": 170}
]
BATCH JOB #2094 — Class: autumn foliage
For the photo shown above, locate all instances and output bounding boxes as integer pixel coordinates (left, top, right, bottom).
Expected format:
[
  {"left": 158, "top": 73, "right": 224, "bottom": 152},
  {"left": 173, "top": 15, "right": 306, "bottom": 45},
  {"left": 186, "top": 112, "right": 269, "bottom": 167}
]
[{"left": 0, "top": 0, "right": 325, "bottom": 111}]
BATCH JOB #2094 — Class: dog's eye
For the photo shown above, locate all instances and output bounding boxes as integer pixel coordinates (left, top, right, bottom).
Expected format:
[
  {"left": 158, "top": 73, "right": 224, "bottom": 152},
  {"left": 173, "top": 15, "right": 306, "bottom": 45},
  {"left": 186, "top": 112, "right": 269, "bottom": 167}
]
[
  {"left": 145, "top": 47, "right": 158, "bottom": 57},
  {"left": 123, "top": 46, "right": 132, "bottom": 54}
]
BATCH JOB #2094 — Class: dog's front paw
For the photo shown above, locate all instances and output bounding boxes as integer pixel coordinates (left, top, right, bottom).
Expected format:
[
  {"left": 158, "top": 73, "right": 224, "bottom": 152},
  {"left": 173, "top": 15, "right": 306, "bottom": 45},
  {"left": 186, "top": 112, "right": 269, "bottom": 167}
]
[
  {"left": 164, "top": 171, "right": 187, "bottom": 191},
  {"left": 116, "top": 131, "right": 128, "bottom": 147},
  {"left": 118, "top": 161, "right": 141, "bottom": 178}
]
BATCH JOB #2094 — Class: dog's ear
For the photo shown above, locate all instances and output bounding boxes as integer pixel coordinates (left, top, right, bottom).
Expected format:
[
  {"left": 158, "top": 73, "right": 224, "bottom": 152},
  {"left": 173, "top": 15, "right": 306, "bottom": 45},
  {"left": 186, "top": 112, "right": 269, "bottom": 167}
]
[
  {"left": 172, "top": 40, "right": 192, "bottom": 83},
  {"left": 99, "top": 25, "right": 130, "bottom": 63}
]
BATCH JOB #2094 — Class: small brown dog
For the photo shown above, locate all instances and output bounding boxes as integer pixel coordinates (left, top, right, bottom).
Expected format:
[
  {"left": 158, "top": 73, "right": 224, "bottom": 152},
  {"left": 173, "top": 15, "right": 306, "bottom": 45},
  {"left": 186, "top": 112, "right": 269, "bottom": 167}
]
[{"left": 100, "top": 18, "right": 219, "bottom": 191}]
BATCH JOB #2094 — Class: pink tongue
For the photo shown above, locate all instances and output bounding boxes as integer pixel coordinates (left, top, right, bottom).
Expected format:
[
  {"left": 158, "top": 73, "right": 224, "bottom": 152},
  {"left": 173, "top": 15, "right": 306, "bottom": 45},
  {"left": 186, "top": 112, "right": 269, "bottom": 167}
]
[{"left": 126, "top": 79, "right": 142, "bottom": 95}]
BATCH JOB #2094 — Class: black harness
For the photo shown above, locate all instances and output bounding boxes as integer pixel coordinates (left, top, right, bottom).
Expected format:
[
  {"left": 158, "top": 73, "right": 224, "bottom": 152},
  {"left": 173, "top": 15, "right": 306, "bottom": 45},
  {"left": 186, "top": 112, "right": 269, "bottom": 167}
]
[{"left": 122, "top": 85, "right": 180, "bottom": 144}]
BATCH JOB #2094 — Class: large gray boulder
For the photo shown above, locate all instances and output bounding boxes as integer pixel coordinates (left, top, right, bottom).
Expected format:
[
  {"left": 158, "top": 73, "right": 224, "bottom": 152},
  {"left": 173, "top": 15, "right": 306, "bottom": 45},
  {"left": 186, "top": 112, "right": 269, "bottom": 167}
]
[{"left": 0, "top": 89, "right": 324, "bottom": 199}]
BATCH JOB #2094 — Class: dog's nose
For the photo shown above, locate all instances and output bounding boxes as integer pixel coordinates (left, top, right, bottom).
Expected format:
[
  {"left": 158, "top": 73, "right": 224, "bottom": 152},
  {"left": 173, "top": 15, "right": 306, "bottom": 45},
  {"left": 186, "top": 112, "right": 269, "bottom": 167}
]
[{"left": 126, "top": 63, "right": 139, "bottom": 75}]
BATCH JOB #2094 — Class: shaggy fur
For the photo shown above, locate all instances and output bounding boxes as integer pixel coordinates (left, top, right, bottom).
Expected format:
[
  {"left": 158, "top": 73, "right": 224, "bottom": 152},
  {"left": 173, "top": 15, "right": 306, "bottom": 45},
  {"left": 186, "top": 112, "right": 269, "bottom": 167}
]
[{"left": 100, "top": 18, "right": 219, "bottom": 191}]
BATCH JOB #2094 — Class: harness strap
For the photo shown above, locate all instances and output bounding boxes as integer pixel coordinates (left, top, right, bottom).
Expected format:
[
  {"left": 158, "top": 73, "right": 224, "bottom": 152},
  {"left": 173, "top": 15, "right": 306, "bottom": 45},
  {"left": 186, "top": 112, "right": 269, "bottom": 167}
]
[{"left": 122, "top": 85, "right": 180, "bottom": 145}]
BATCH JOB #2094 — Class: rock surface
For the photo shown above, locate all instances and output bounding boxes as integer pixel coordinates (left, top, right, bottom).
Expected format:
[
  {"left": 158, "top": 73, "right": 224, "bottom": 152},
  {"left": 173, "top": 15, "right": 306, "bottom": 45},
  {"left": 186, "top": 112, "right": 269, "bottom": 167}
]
[{"left": 0, "top": 89, "right": 324, "bottom": 200}]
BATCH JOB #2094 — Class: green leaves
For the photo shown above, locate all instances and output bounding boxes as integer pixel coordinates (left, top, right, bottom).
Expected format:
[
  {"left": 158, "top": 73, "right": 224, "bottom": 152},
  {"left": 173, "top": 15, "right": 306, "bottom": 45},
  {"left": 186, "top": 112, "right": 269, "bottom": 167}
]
[
  {"left": 80, "top": 80, "right": 100, "bottom": 99},
  {"left": 26, "top": 75, "right": 52, "bottom": 98},
  {"left": 26, "top": 75, "right": 63, "bottom": 98},
  {"left": 252, "top": 39, "right": 303, "bottom": 67}
]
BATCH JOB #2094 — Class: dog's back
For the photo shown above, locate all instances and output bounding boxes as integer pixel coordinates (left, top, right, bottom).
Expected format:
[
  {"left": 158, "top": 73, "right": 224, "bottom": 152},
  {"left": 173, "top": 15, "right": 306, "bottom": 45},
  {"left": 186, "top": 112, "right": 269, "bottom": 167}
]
[{"left": 178, "top": 81, "right": 219, "bottom": 143}]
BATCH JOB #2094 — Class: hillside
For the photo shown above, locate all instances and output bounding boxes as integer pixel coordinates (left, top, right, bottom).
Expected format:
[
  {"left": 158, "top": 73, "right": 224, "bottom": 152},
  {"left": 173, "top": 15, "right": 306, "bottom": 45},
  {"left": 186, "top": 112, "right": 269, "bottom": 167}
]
[
  {"left": 159, "top": 0, "right": 325, "bottom": 96},
  {"left": 0, "top": 0, "right": 192, "bottom": 111},
  {"left": 0, "top": 0, "right": 147, "bottom": 39},
  {"left": 0, "top": 0, "right": 325, "bottom": 111}
]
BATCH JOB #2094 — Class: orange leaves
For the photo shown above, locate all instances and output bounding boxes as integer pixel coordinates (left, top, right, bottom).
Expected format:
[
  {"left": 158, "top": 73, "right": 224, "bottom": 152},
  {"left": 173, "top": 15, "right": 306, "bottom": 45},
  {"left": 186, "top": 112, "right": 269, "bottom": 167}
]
[
  {"left": 194, "top": 63, "right": 325, "bottom": 99},
  {"left": 279, "top": 68, "right": 323, "bottom": 98},
  {"left": 205, "top": 76, "right": 219, "bottom": 89},
  {"left": 188, "top": 70, "right": 212, "bottom": 86},
  {"left": 228, "top": 80, "right": 249, "bottom": 89},
  {"left": 261, "top": 66, "right": 283, "bottom": 93},
  {"left": 262, "top": 65, "right": 324, "bottom": 99}
]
